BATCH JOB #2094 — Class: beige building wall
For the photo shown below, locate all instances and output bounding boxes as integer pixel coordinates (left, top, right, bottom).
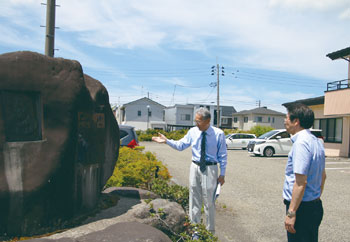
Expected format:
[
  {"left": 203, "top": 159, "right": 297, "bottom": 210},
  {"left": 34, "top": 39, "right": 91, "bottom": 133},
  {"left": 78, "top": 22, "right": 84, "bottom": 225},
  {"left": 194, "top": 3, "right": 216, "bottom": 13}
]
[
  {"left": 310, "top": 104, "right": 350, "bottom": 157},
  {"left": 233, "top": 113, "right": 284, "bottom": 131},
  {"left": 324, "top": 89, "right": 350, "bottom": 115}
]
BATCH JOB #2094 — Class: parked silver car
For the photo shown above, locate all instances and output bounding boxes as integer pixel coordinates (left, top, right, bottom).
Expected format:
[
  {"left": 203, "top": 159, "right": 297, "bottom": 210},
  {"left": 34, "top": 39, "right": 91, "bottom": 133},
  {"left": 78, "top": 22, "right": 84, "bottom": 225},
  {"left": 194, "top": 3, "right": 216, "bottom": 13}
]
[{"left": 226, "top": 133, "right": 256, "bottom": 149}]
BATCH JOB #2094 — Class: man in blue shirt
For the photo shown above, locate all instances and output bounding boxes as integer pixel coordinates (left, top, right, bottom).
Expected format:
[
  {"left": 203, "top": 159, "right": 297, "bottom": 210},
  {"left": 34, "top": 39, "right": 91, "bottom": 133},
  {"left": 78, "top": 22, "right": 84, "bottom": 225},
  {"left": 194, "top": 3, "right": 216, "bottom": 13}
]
[
  {"left": 152, "top": 107, "right": 227, "bottom": 235},
  {"left": 283, "top": 103, "right": 326, "bottom": 242}
]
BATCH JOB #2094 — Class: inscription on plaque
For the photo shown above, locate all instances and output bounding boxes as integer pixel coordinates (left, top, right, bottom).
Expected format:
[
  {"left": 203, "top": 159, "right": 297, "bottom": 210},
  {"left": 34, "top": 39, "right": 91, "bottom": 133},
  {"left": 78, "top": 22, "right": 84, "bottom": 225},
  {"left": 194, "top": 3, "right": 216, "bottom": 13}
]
[
  {"left": 1, "top": 91, "right": 42, "bottom": 142},
  {"left": 93, "top": 113, "right": 105, "bottom": 128},
  {"left": 78, "top": 112, "right": 91, "bottom": 129}
]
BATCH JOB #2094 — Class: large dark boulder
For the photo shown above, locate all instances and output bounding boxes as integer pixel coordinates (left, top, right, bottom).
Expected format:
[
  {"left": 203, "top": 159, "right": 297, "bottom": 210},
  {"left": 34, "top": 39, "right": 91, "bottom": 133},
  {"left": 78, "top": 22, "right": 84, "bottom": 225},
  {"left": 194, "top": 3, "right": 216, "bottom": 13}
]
[{"left": 0, "top": 51, "right": 119, "bottom": 236}]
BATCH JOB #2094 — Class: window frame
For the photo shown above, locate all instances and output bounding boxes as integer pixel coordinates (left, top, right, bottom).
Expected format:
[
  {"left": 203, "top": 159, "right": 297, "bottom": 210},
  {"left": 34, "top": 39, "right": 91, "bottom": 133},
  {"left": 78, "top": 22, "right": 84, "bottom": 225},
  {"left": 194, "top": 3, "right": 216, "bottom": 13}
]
[
  {"left": 180, "top": 114, "right": 191, "bottom": 121},
  {"left": 314, "top": 118, "right": 343, "bottom": 143},
  {"left": 255, "top": 116, "right": 262, "bottom": 123}
]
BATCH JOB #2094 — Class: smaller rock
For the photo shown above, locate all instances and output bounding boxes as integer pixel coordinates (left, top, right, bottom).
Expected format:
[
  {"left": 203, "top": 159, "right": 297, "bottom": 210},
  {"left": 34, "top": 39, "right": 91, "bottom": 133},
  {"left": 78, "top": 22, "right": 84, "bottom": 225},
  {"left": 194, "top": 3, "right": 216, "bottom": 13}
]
[
  {"left": 25, "top": 222, "right": 171, "bottom": 242},
  {"left": 129, "top": 198, "right": 186, "bottom": 234},
  {"left": 103, "top": 186, "right": 160, "bottom": 199}
]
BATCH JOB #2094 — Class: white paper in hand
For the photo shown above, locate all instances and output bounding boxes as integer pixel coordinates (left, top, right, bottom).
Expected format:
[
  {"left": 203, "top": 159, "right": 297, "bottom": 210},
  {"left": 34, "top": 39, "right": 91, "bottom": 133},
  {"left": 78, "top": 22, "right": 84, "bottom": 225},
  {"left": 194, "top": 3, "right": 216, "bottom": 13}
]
[{"left": 215, "top": 183, "right": 221, "bottom": 201}]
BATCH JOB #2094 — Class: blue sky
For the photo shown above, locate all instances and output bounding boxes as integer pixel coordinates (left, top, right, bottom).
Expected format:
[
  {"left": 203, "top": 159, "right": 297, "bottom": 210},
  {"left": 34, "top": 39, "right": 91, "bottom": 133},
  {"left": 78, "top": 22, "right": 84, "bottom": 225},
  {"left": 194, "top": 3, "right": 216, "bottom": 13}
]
[{"left": 1, "top": 0, "right": 349, "bottom": 113}]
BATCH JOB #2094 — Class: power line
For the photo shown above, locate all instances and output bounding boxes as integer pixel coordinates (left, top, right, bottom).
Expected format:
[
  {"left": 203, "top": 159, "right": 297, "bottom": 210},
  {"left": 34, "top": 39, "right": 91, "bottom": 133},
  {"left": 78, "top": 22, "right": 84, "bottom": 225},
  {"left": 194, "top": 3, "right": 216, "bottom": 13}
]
[{"left": 234, "top": 75, "right": 325, "bottom": 88}]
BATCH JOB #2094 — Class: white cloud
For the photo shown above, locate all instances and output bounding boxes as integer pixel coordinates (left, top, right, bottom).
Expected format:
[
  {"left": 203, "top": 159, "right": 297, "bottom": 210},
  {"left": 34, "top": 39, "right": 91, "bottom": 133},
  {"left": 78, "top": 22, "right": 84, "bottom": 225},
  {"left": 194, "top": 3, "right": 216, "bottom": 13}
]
[
  {"left": 339, "top": 8, "right": 350, "bottom": 19},
  {"left": 159, "top": 77, "right": 189, "bottom": 86},
  {"left": 1, "top": 0, "right": 349, "bottom": 108},
  {"left": 268, "top": 0, "right": 349, "bottom": 10},
  {"left": 0, "top": 25, "right": 43, "bottom": 51}
]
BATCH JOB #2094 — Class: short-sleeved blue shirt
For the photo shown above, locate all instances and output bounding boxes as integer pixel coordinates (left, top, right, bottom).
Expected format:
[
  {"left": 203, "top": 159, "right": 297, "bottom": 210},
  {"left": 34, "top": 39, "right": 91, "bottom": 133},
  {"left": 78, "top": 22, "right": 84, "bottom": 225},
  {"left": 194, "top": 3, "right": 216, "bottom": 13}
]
[{"left": 283, "top": 129, "right": 325, "bottom": 202}]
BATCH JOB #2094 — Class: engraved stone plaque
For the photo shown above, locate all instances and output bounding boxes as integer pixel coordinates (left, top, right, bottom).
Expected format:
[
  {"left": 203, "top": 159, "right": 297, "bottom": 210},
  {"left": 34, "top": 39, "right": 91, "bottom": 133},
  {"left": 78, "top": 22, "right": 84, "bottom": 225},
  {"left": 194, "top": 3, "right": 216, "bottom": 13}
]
[
  {"left": 93, "top": 113, "right": 105, "bottom": 128},
  {"left": 78, "top": 112, "right": 92, "bottom": 129},
  {"left": 1, "top": 91, "right": 42, "bottom": 142}
]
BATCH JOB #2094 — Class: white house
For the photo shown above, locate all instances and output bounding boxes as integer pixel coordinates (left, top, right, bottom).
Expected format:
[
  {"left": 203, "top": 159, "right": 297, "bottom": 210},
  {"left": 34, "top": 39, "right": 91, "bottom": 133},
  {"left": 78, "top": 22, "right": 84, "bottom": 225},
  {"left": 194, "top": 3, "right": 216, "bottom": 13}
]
[
  {"left": 232, "top": 107, "right": 285, "bottom": 131},
  {"left": 164, "top": 104, "right": 195, "bottom": 131},
  {"left": 115, "top": 97, "right": 166, "bottom": 131}
]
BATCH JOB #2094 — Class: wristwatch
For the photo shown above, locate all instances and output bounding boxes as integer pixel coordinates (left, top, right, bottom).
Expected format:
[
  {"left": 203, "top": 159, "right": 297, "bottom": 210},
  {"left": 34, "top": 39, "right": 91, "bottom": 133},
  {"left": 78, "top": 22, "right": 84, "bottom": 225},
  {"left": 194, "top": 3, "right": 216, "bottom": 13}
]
[{"left": 286, "top": 210, "right": 296, "bottom": 218}]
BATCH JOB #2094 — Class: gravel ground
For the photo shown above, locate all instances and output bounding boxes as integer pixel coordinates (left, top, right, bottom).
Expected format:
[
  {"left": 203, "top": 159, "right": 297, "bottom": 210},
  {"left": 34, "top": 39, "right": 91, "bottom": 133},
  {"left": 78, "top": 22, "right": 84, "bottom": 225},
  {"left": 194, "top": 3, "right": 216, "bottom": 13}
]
[{"left": 142, "top": 141, "right": 350, "bottom": 242}]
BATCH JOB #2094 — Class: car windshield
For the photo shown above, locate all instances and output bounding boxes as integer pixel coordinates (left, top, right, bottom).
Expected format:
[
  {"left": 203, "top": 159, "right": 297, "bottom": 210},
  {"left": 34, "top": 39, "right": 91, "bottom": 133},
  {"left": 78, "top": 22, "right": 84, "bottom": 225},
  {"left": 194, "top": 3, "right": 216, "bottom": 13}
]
[{"left": 257, "top": 130, "right": 279, "bottom": 139}]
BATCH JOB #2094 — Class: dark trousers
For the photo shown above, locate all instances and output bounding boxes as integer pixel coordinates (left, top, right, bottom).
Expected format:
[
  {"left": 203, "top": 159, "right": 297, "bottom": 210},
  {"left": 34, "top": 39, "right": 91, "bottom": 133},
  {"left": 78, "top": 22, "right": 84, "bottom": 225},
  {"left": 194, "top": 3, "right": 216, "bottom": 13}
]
[{"left": 284, "top": 199, "right": 323, "bottom": 242}]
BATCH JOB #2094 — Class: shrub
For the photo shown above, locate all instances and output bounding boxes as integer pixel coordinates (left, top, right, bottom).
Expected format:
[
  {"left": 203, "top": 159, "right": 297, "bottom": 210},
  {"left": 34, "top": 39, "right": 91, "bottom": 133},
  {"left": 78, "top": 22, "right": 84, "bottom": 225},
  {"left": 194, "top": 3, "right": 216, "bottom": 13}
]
[
  {"left": 249, "top": 125, "right": 274, "bottom": 137},
  {"left": 175, "top": 221, "right": 218, "bottom": 242},
  {"left": 106, "top": 146, "right": 217, "bottom": 242},
  {"left": 105, "top": 147, "right": 171, "bottom": 189},
  {"left": 150, "top": 179, "right": 189, "bottom": 210},
  {"left": 138, "top": 129, "right": 189, "bottom": 141}
]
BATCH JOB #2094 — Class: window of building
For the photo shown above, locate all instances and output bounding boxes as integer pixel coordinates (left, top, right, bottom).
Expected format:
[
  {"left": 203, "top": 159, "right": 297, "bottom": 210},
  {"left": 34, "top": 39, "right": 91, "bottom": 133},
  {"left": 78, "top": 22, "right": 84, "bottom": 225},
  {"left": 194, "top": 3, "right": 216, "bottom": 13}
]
[
  {"left": 138, "top": 110, "right": 141, "bottom": 116},
  {"left": 181, "top": 114, "right": 191, "bottom": 121},
  {"left": 314, "top": 118, "right": 342, "bottom": 143},
  {"left": 272, "top": 117, "right": 275, "bottom": 123},
  {"left": 255, "top": 116, "right": 262, "bottom": 122},
  {"left": 148, "top": 111, "right": 152, "bottom": 117},
  {"left": 234, "top": 117, "right": 238, "bottom": 123},
  {"left": 222, "top": 118, "right": 228, "bottom": 124},
  {"left": 244, "top": 117, "right": 248, "bottom": 123},
  {"left": 268, "top": 117, "right": 271, "bottom": 123}
]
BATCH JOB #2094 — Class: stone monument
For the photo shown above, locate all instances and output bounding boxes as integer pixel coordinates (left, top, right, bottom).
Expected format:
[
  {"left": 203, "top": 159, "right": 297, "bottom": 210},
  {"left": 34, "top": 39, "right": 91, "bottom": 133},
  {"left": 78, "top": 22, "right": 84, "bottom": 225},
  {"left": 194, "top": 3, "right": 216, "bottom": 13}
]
[{"left": 0, "top": 51, "right": 119, "bottom": 236}]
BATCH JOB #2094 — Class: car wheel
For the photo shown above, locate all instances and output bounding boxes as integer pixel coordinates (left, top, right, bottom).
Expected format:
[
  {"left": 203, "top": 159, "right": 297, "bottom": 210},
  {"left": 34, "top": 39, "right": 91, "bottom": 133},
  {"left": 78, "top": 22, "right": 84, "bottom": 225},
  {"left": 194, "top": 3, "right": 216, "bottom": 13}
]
[{"left": 264, "top": 147, "right": 274, "bottom": 157}]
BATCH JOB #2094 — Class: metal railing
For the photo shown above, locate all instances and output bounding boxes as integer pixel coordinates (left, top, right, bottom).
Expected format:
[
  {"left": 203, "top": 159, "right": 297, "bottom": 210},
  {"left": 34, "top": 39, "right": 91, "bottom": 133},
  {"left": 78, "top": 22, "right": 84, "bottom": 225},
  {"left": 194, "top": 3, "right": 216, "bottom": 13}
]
[{"left": 326, "top": 79, "right": 350, "bottom": 91}]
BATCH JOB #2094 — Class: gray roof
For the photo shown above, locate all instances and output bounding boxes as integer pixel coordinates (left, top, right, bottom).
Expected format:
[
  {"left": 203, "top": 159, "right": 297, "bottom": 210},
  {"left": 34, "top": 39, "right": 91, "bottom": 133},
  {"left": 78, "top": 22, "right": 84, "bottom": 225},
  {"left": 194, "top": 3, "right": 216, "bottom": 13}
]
[
  {"left": 221, "top": 106, "right": 237, "bottom": 116},
  {"left": 123, "top": 97, "right": 166, "bottom": 108},
  {"left": 282, "top": 96, "right": 324, "bottom": 108},
  {"left": 233, "top": 107, "right": 285, "bottom": 116}
]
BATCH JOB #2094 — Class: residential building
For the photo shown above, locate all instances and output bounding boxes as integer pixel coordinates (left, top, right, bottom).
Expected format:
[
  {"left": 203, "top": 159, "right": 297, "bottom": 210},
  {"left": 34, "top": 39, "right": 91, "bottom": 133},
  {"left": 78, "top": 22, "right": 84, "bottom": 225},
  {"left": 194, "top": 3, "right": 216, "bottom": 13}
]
[
  {"left": 282, "top": 46, "right": 350, "bottom": 157},
  {"left": 164, "top": 104, "right": 195, "bottom": 131},
  {"left": 165, "top": 104, "right": 236, "bottom": 131},
  {"left": 232, "top": 107, "right": 285, "bottom": 131},
  {"left": 115, "top": 97, "right": 166, "bottom": 131}
]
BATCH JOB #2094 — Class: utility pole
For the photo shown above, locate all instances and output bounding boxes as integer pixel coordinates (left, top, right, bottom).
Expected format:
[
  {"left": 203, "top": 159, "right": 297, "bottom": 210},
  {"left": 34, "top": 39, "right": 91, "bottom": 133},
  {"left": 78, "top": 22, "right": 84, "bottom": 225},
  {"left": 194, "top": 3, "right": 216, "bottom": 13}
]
[
  {"left": 211, "top": 64, "right": 225, "bottom": 128},
  {"left": 256, "top": 100, "right": 261, "bottom": 108},
  {"left": 216, "top": 63, "right": 220, "bottom": 128},
  {"left": 44, "top": 0, "right": 57, "bottom": 57}
]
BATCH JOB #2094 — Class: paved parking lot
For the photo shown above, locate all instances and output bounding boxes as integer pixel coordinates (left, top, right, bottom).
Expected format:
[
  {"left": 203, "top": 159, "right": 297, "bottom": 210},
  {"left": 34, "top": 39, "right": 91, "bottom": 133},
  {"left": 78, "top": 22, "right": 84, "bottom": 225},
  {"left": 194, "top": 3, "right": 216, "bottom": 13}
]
[{"left": 143, "top": 142, "right": 350, "bottom": 242}]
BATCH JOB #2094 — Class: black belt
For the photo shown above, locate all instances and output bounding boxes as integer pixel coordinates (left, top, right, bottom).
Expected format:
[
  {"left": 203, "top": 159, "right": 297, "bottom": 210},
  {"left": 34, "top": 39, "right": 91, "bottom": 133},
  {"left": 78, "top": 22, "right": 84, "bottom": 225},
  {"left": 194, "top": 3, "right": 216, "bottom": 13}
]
[
  {"left": 192, "top": 160, "right": 218, "bottom": 166},
  {"left": 284, "top": 198, "right": 320, "bottom": 205}
]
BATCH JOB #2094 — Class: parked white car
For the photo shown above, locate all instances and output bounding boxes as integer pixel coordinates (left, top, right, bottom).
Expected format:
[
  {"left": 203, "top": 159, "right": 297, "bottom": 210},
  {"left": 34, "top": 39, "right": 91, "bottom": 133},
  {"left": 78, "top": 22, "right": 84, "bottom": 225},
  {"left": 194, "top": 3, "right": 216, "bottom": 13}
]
[
  {"left": 247, "top": 129, "right": 323, "bottom": 157},
  {"left": 226, "top": 133, "right": 256, "bottom": 149}
]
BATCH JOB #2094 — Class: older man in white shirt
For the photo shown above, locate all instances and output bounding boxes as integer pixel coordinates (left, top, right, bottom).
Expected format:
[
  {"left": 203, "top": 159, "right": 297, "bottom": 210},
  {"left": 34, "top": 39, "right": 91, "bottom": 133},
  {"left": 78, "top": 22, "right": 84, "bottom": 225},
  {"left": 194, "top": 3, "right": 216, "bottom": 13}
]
[{"left": 152, "top": 107, "right": 227, "bottom": 236}]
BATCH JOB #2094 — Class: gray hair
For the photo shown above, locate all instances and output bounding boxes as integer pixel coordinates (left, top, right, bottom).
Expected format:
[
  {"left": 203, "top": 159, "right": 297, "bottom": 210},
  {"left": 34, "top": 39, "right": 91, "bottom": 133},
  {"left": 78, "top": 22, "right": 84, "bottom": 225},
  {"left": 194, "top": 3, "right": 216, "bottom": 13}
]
[{"left": 195, "top": 107, "right": 211, "bottom": 120}]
